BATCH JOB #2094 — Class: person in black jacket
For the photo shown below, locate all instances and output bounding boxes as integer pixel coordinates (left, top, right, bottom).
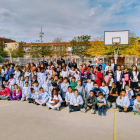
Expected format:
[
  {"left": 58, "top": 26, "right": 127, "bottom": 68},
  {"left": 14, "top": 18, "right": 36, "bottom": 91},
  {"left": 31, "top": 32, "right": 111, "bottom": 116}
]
[
  {"left": 68, "top": 58, "right": 77, "bottom": 69},
  {"left": 57, "top": 55, "right": 65, "bottom": 66}
]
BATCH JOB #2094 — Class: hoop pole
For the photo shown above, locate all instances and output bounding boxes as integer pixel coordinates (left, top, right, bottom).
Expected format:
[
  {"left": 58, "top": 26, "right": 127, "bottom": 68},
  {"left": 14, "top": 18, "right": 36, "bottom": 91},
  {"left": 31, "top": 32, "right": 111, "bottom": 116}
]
[
  {"left": 96, "top": 56, "right": 98, "bottom": 67},
  {"left": 136, "top": 56, "right": 137, "bottom": 66}
]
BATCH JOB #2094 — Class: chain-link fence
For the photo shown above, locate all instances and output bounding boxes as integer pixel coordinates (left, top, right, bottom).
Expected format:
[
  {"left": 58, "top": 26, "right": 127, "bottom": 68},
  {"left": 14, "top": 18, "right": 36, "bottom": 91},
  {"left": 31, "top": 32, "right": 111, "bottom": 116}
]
[{"left": 0, "top": 56, "right": 138, "bottom": 68}]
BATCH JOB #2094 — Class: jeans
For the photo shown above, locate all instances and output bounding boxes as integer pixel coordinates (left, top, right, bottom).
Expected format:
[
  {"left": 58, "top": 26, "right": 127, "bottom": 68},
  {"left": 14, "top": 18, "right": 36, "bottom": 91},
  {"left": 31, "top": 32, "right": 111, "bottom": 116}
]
[
  {"left": 69, "top": 105, "right": 83, "bottom": 112},
  {"left": 82, "top": 83, "right": 87, "bottom": 88},
  {"left": 104, "top": 94, "right": 109, "bottom": 101},
  {"left": 117, "top": 105, "right": 133, "bottom": 112},
  {"left": 98, "top": 105, "right": 105, "bottom": 112}
]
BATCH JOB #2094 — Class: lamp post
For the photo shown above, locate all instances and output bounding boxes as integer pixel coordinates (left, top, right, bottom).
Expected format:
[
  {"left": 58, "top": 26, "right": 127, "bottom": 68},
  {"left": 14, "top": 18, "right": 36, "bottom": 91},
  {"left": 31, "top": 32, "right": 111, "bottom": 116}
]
[{"left": 39, "top": 27, "right": 44, "bottom": 55}]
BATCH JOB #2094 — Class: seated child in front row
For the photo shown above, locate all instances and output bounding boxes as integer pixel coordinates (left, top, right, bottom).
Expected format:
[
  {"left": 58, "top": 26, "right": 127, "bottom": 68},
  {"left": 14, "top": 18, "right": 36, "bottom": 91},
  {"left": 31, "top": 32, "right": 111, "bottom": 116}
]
[
  {"left": 97, "top": 92, "right": 106, "bottom": 116},
  {"left": 0, "top": 85, "right": 11, "bottom": 100},
  {"left": 81, "top": 90, "right": 97, "bottom": 114},
  {"left": 69, "top": 89, "right": 83, "bottom": 112},
  {"left": 8, "top": 84, "right": 22, "bottom": 100},
  {"left": 35, "top": 87, "right": 49, "bottom": 106},
  {"left": 28, "top": 88, "right": 37, "bottom": 104},
  {"left": 133, "top": 94, "right": 140, "bottom": 115},
  {"left": 47, "top": 89, "right": 62, "bottom": 110},
  {"left": 116, "top": 89, "right": 132, "bottom": 112}
]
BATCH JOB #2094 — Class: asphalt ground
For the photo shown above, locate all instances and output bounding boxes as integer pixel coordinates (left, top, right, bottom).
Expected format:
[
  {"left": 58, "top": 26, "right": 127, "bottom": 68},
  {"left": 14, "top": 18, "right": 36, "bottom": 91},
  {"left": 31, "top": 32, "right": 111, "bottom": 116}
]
[{"left": 0, "top": 100, "right": 140, "bottom": 140}]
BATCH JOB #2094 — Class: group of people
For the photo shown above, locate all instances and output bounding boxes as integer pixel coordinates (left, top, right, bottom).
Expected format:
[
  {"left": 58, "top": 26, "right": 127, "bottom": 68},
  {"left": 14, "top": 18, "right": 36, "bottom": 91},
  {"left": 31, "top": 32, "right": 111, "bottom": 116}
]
[{"left": 0, "top": 55, "right": 140, "bottom": 116}]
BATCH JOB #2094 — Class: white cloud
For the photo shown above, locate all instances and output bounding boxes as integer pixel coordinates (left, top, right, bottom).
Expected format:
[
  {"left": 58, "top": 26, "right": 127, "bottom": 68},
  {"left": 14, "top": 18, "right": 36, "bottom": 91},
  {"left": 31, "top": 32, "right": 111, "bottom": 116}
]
[{"left": 0, "top": 0, "right": 139, "bottom": 42}]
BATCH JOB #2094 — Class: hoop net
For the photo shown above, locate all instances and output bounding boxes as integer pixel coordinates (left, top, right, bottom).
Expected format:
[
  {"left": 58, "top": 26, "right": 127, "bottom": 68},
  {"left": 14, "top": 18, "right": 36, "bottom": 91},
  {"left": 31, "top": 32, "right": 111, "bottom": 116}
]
[{"left": 113, "top": 42, "right": 120, "bottom": 45}]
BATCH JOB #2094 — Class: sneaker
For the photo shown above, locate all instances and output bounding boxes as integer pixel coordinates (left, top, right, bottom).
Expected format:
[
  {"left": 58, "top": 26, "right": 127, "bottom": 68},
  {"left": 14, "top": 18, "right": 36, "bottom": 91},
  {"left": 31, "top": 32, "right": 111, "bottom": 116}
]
[
  {"left": 17, "top": 99, "right": 21, "bottom": 101},
  {"left": 69, "top": 109, "right": 74, "bottom": 113},
  {"left": 119, "top": 109, "right": 123, "bottom": 112},
  {"left": 57, "top": 107, "right": 60, "bottom": 111},
  {"left": 133, "top": 112, "right": 139, "bottom": 115},
  {"left": 42, "top": 104, "right": 46, "bottom": 106},
  {"left": 7, "top": 98, "right": 11, "bottom": 101},
  {"left": 81, "top": 108, "right": 86, "bottom": 113},
  {"left": 91, "top": 109, "right": 95, "bottom": 114}
]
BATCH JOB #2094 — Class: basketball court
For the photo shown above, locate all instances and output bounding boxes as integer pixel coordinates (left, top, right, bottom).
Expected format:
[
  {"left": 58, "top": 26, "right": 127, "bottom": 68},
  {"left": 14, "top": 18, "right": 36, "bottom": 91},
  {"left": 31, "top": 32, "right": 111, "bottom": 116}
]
[{"left": 0, "top": 100, "right": 139, "bottom": 140}]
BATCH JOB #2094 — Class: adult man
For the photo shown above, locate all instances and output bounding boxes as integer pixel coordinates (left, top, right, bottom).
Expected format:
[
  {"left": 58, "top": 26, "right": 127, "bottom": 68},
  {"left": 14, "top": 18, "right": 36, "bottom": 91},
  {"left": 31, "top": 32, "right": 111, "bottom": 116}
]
[
  {"left": 40, "top": 56, "right": 48, "bottom": 66},
  {"left": 111, "top": 58, "right": 117, "bottom": 72},
  {"left": 57, "top": 55, "right": 65, "bottom": 66},
  {"left": 97, "top": 59, "right": 106, "bottom": 71},
  {"left": 68, "top": 58, "right": 77, "bottom": 69}
]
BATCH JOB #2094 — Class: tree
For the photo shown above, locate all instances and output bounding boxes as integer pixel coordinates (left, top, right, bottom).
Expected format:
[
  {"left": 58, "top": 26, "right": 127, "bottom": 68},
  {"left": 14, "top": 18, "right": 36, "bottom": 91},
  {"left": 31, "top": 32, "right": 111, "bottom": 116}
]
[
  {"left": 0, "top": 42, "right": 8, "bottom": 57},
  {"left": 53, "top": 38, "right": 68, "bottom": 56},
  {"left": 27, "top": 44, "right": 52, "bottom": 57},
  {"left": 70, "top": 35, "right": 91, "bottom": 62},
  {"left": 87, "top": 33, "right": 140, "bottom": 57},
  {"left": 10, "top": 43, "right": 25, "bottom": 57}
]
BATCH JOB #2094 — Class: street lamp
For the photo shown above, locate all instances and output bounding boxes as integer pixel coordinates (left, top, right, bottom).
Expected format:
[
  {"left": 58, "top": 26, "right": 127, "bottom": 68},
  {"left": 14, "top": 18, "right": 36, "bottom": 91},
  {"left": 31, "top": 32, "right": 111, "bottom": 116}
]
[{"left": 39, "top": 27, "right": 44, "bottom": 54}]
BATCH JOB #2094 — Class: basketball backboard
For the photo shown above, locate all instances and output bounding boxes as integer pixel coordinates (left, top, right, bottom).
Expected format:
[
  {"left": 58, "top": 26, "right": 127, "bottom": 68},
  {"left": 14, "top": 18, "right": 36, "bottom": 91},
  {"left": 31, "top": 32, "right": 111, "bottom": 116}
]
[{"left": 104, "top": 30, "right": 129, "bottom": 45}]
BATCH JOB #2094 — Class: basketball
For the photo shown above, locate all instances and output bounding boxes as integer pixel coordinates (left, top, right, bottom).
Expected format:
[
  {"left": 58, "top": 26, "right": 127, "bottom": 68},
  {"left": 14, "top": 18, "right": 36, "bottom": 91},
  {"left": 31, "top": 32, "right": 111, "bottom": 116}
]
[
  {"left": 52, "top": 99, "right": 59, "bottom": 106},
  {"left": 32, "top": 66, "right": 37, "bottom": 71}
]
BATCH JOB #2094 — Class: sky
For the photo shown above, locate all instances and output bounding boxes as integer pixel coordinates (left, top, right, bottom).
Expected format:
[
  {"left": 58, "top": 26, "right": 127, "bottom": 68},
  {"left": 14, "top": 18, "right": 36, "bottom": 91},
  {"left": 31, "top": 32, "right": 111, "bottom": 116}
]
[{"left": 0, "top": 0, "right": 140, "bottom": 43}]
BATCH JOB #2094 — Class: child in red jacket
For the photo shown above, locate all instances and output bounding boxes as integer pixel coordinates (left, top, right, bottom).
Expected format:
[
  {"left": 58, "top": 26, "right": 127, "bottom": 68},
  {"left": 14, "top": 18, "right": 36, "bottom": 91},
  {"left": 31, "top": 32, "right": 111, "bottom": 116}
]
[{"left": 93, "top": 67, "right": 103, "bottom": 87}]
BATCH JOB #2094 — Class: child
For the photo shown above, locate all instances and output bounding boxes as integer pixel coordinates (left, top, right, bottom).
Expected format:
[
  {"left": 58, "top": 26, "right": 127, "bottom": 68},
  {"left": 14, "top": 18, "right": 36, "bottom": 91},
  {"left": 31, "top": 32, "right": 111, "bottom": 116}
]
[
  {"left": 107, "top": 82, "right": 118, "bottom": 109},
  {"left": 47, "top": 89, "right": 62, "bottom": 110},
  {"left": 105, "top": 66, "right": 114, "bottom": 90},
  {"left": 97, "top": 92, "right": 106, "bottom": 116},
  {"left": 133, "top": 94, "right": 140, "bottom": 115},
  {"left": 69, "top": 89, "right": 83, "bottom": 112},
  {"left": 38, "top": 68, "right": 46, "bottom": 86},
  {"left": 89, "top": 66, "right": 95, "bottom": 82},
  {"left": 7, "top": 74, "right": 16, "bottom": 94},
  {"left": 24, "top": 68, "right": 31, "bottom": 80},
  {"left": 69, "top": 66, "right": 75, "bottom": 81},
  {"left": 100, "top": 81, "right": 109, "bottom": 101},
  {"left": 28, "top": 88, "right": 37, "bottom": 104},
  {"left": 116, "top": 89, "right": 132, "bottom": 112},
  {"left": 92, "top": 82, "right": 104, "bottom": 97},
  {"left": 74, "top": 68, "right": 81, "bottom": 81},
  {"left": 93, "top": 67, "right": 103, "bottom": 87},
  {"left": 61, "top": 77, "right": 69, "bottom": 99},
  {"left": 75, "top": 80, "right": 85, "bottom": 100},
  {"left": 16, "top": 76, "right": 25, "bottom": 93},
  {"left": 130, "top": 65, "right": 139, "bottom": 92},
  {"left": 81, "top": 70, "right": 89, "bottom": 88},
  {"left": 21, "top": 82, "right": 30, "bottom": 101},
  {"left": 8, "top": 84, "right": 22, "bottom": 100},
  {"left": 65, "top": 86, "right": 74, "bottom": 108},
  {"left": 114, "top": 65, "right": 123, "bottom": 95},
  {"left": 35, "top": 87, "right": 49, "bottom": 106},
  {"left": 25, "top": 76, "right": 31, "bottom": 87},
  {"left": 125, "top": 84, "right": 134, "bottom": 106},
  {"left": 14, "top": 67, "right": 21, "bottom": 82},
  {"left": 70, "top": 77, "right": 77, "bottom": 91},
  {"left": 54, "top": 75, "right": 59, "bottom": 84},
  {"left": 85, "top": 78, "right": 93, "bottom": 98},
  {"left": 60, "top": 66, "right": 69, "bottom": 78},
  {"left": 33, "top": 81, "right": 41, "bottom": 93},
  {"left": 122, "top": 68, "right": 130, "bottom": 88},
  {"left": 46, "top": 65, "right": 52, "bottom": 78},
  {"left": 81, "top": 90, "right": 97, "bottom": 114},
  {"left": 58, "top": 77, "right": 63, "bottom": 90},
  {"left": 0, "top": 85, "right": 11, "bottom": 100}
]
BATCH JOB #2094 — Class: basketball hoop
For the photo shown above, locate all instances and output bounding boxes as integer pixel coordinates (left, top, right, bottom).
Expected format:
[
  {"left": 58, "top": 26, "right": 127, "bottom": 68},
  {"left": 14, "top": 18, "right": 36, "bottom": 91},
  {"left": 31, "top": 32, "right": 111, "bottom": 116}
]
[{"left": 113, "top": 42, "right": 120, "bottom": 45}]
